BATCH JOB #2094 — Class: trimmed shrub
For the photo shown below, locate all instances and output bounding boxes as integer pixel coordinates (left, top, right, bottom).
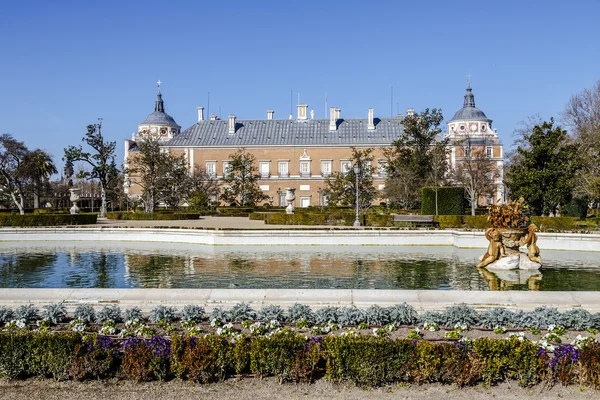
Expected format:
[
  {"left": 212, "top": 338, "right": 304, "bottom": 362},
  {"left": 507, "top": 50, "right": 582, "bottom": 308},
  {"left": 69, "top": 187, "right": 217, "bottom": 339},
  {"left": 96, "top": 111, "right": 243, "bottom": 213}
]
[
  {"left": 530, "top": 216, "right": 583, "bottom": 232},
  {"left": 248, "top": 212, "right": 268, "bottom": 221},
  {"left": 464, "top": 215, "right": 489, "bottom": 229},
  {"left": 0, "top": 214, "right": 97, "bottom": 227},
  {"left": 562, "top": 194, "right": 589, "bottom": 219},
  {"left": 122, "top": 337, "right": 171, "bottom": 382},
  {"left": 106, "top": 212, "right": 200, "bottom": 220},
  {"left": 70, "top": 334, "right": 118, "bottom": 381},
  {"left": 216, "top": 207, "right": 255, "bottom": 217},
  {"left": 422, "top": 187, "right": 465, "bottom": 215},
  {"left": 434, "top": 215, "right": 463, "bottom": 228},
  {"left": 170, "top": 334, "right": 234, "bottom": 382}
]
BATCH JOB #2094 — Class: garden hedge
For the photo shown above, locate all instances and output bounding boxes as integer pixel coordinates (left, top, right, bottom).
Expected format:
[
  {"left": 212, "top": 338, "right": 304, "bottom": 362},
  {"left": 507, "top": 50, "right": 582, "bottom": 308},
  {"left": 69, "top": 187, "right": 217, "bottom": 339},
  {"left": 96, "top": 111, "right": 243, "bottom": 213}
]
[
  {"left": 422, "top": 187, "right": 465, "bottom": 215},
  {"left": 264, "top": 212, "right": 392, "bottom": 226},
  {"left": 0, "top": 214, "right": 97, "bottom": 227},
  {"left": 1, "top": 332, "right": 600, "bottom": 388},
  {"left": 106, "top": 212, "right": 201, "bottom": 220}
]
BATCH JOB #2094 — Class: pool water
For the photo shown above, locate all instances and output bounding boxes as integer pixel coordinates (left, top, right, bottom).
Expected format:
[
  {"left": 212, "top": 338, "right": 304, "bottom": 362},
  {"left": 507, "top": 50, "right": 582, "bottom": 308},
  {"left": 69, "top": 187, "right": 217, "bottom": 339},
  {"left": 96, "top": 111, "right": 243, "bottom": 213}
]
[{"left": 1, "top": 242, "right": 599, "bottom": 291}]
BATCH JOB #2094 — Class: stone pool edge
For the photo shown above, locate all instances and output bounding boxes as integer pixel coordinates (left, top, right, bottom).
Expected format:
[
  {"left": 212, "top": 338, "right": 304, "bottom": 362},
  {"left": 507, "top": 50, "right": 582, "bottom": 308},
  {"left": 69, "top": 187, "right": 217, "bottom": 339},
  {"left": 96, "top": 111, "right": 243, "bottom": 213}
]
[
  {"left": 2, "top": 227, "right": 599, "bottom": 251},
  {"left": 0, "top": 288, "right": 599, "bottom": 313}
]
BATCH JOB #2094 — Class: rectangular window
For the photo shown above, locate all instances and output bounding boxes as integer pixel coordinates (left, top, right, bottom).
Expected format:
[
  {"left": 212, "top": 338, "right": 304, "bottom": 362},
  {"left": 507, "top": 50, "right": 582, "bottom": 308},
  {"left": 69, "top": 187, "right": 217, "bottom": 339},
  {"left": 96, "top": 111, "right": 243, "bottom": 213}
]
[
  {"left": 300, "top": 161, "right": 311, "bottom": 177},
  {"left": 278, "top": 192, "right": 286, "bottom": 206},
  {"left": 321, "top": 160, "right": 332, "bottom": 176},
  {"left": 377, "top": 160, "right": 387, "bottom": 177},
  {"left": 340, "top": 160, "right": 351, "bottom": 175},
  {"left": 300, "top": 197, "right": 310, "bottom": 208},
  {"left": 222, "top": 161, "right": 231, "bottom": 177},
  {"left": 205, "top": 161, "right": 216, "bottom": 177},
  {"left": 464, "top": 146, "right": 472, "bottom": 157},
  {"left": 486, "top": 146, "right": 493, "bottom": 158},
  {"left": 278, "top": 161, "right": 289, "bottom": 177},
  {"left": 259, "top": 161, "right": 270, "bottom": 178}
]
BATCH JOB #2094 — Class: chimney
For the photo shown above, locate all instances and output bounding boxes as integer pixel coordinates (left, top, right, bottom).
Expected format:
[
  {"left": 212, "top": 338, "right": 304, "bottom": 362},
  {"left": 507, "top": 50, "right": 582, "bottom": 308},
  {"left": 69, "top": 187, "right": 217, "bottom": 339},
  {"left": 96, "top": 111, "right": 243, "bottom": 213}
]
[
  {"left": 329, "top": 107, "right": 337, "bottom": 131},
  {"left": 197, "top": 106, "right": 204, "bottom": 121},
  {"left": 228, "top": 114, "right": 236, "bottom": 134},
  {"left": 210, "top": 114, "right": 217, "bottom": 121},
  {"left": 368, "top": 108, "right": 375, "bottom": 130},
  {"left": 406, "top": 108, "right": 415, "bottom": 116},
  {"left": 335, "top": 108, "right": 341, "bottom": 120},
  {"left": 267, "top": 110, "right": 274, "bottom": 120},
  {"left": 297, "top": 104, "right": 308, "bottom": 120}
]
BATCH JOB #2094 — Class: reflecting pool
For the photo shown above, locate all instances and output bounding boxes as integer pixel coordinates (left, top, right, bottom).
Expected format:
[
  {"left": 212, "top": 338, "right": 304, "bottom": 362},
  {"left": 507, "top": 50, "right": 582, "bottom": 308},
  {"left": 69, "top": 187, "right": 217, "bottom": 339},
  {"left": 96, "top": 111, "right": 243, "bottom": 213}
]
[{"left": 1, "top": 242, "right": 599, "bottom": 291}]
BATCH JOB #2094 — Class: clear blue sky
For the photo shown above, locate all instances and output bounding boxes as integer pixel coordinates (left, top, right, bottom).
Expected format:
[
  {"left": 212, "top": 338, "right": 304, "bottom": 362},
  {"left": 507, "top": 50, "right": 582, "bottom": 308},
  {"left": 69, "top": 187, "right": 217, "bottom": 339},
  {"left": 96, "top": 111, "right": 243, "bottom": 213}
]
[{"left": 1, "top": 0, "right": 599, "bottom": 173}]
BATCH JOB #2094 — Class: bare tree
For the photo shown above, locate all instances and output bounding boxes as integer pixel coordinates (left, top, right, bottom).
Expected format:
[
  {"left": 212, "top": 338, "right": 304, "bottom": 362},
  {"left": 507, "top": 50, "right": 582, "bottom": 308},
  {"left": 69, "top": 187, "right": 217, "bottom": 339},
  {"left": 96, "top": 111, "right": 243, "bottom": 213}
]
[
  {"left": 563, "top": 80, "right": 600, "bottom": 205},
  {"left": 0, "top": 134, "right": 30, "bottom": 214},
  {"left": 188, "top": 166, "right": 220, "bottom": 210},
  {"left": 450, "top": 134, "right": 497, "bottom": 215}
]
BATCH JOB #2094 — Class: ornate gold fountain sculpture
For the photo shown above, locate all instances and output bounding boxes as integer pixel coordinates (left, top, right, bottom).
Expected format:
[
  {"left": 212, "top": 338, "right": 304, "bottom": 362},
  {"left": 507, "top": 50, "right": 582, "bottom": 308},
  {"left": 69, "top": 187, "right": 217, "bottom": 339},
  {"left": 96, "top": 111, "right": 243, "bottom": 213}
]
[{"left": 477, "top": 198, "right": 542, "bottom": 270}]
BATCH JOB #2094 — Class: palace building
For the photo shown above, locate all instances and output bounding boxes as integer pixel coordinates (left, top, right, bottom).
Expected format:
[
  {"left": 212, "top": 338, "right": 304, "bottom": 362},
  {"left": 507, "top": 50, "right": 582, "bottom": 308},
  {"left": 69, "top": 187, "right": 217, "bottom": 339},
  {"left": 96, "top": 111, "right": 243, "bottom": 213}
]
[{"left": 124, "top": 83, "right": 504, "bottom": 208}]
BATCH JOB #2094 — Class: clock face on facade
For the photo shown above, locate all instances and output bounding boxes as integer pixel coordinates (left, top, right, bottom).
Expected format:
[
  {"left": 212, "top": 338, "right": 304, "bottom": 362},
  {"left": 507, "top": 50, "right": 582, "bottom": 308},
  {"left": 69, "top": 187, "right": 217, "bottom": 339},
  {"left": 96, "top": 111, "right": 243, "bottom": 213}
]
[
  {"left": 150, "top": 127, "right": 157, "bottom": 134},
  {"left": 470, "top": 123, "right": 478, "bottom": 132}
]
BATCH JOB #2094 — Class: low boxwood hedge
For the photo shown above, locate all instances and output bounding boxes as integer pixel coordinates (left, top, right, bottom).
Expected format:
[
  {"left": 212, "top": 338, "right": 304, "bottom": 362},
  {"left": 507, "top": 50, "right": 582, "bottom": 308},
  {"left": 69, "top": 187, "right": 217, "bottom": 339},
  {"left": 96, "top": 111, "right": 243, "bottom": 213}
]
[
  {"left": 263, "top": 212, "right": 392, "bottom": 226},
  {"left": 106, "top": 212, "right": 201, "bottom": 220},
  {"left": 0, "top": 214, "right": 97, "bottom": 226},
  {"left": 1, "top": 332, "right": 599, "bottom": 388}
]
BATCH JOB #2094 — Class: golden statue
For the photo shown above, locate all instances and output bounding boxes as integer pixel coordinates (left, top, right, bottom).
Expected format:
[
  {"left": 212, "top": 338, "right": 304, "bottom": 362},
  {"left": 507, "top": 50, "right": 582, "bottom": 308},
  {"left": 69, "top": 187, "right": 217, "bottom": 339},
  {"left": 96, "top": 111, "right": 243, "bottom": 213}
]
[
  {"left": 520, "top": 223, "right": 542, "bottom": 264},
  {"left": 477, "top": 228, "right": 506, "bottom": 268}
]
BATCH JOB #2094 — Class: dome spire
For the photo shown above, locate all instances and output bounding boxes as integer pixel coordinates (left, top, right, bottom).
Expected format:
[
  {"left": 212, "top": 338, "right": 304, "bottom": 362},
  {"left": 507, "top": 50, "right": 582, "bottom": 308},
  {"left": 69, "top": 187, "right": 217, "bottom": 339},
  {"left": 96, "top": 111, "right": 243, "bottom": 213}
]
[
  {"left": 463, "top": 73, "right": 476, "bottom": 108},
  {"left": 155, "top": 80, "right": 165, "bottom": 113}
]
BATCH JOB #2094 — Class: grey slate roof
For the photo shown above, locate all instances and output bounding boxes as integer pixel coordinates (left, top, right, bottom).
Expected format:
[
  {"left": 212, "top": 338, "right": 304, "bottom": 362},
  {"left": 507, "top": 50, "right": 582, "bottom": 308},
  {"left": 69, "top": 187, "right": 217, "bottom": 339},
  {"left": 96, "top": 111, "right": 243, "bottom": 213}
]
[
  {"left": 449, "top": 107, "right": 491, "bottom": 122},
  {"left": 164, "top": 118, "right": 405, "bottom": 147},
  {"left": 449, "top": 86, "right": 492, "bottom": 123},
  {"left": 139, "top": 111, "right": 181, "bottom": 127}
]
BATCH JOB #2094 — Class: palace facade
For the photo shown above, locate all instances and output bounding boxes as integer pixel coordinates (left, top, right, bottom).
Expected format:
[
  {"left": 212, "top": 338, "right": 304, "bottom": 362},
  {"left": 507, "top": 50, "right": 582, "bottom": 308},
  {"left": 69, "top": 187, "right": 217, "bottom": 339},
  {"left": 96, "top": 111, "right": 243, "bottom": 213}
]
[{"left": 124, "top": 84, "right": 504, "bottom": 208}]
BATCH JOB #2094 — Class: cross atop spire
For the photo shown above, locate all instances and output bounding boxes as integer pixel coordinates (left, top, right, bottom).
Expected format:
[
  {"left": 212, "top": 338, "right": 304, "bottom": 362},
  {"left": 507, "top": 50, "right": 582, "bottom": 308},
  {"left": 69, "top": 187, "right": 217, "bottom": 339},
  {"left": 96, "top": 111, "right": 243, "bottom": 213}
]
[
  {"left": 154, "top": 81, "right": 165, "bottom": 113},
  {"left": 466, "top": 72, "right": 471, "bottom": 88}
]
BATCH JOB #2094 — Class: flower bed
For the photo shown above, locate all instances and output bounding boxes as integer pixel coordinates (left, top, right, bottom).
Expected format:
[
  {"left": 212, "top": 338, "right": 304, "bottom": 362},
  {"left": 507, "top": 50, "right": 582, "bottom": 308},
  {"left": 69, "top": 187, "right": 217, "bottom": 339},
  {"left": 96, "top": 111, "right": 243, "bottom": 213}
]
[{"left": 1, "top": 303, "right": 600, "bottom": 387}]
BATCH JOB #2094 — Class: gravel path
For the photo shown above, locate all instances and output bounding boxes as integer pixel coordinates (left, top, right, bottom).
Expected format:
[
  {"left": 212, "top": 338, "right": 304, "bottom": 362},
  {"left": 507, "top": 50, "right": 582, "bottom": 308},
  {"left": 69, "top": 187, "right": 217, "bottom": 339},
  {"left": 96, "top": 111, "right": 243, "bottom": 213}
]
[{"left": 0, "top": 379, "right": 597, "bottom": 400}]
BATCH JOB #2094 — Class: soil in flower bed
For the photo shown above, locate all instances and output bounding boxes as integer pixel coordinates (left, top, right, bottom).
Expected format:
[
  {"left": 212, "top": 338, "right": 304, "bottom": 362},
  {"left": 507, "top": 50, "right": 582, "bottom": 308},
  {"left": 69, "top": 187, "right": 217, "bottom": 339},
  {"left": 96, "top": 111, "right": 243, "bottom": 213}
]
[{"left": 32, "top": 321, "right": 600, "bottom": 345}]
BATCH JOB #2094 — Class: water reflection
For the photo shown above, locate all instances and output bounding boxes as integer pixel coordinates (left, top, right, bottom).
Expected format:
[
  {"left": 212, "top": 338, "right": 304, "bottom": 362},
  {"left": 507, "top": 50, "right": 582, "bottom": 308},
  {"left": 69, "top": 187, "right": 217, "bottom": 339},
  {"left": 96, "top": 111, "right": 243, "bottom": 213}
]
[{"left": 0, "top": 242, "right": 599, "bottom": 291}]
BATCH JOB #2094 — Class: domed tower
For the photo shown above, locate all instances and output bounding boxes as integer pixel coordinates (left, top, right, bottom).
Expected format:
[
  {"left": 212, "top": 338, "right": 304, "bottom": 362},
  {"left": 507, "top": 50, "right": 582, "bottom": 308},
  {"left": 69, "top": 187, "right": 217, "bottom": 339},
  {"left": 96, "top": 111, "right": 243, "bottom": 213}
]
[
  {"left": 136, "top": 80, "right": 181, "bottom": 140},
  {"left": 447, "top": 80, "right": 505, "bottom": 205},
  {"left": 447, "top": 84, "right": 493, "bottom": 138}
]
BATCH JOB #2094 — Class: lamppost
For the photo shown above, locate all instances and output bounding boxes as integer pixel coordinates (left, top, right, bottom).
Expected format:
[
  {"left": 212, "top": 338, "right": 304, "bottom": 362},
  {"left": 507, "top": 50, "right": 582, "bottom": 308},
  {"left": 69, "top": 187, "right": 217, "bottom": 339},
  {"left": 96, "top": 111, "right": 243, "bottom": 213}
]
[
  {"left": 317, "top": 187, "right": 323, "bottom": 212},
  {"left": 353, "top": 163, "right": 361, "bottom": 227}
]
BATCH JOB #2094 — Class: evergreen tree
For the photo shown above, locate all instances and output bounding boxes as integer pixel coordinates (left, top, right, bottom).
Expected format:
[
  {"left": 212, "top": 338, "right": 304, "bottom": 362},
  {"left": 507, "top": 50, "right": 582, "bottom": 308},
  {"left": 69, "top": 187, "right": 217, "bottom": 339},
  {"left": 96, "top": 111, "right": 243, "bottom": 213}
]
[
  {"left": 506, "top": 119, "right": 580, "bottom": 216},
  {"left": 384, "top": 109, "right": 446, "bottom": 209}
]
